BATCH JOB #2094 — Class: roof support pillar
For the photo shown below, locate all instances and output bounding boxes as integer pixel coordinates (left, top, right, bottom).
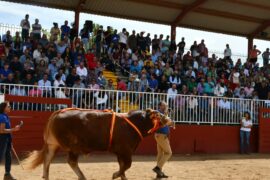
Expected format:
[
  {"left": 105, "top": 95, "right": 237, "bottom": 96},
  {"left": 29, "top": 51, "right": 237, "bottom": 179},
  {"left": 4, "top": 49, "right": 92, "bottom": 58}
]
[
  {"left": 171, "top": 25, "right": 176, "bottom": 42},
  {"left": 74, "top": 9, "right": 80, "bottom": 36},
  {"left": 247, "top": 37, "right": 253, "bottom": 57}
]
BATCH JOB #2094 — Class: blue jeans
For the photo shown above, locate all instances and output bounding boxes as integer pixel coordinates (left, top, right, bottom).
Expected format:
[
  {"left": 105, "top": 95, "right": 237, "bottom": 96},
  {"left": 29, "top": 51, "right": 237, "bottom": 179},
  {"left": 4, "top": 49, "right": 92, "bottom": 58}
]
[
  {"left": 0, "top": 135, "right": 12, "bottom": 174},
  {"left": 240, "top": 130, "right": 250, "bottom": 153}
]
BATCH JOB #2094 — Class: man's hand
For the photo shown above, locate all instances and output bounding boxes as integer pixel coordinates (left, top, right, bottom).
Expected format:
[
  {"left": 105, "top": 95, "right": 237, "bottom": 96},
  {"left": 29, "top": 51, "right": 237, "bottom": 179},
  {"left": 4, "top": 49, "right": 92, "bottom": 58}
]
[{"left": 13, "top": 125, "right": 20, "bottom": 132}]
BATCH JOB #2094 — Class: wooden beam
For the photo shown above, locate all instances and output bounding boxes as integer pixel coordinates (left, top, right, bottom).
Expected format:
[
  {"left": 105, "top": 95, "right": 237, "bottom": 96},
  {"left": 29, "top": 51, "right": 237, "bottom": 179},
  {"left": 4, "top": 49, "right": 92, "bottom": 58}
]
[
  {"left": 126, "top": 0, "right": 264, "bottom": 24},
  {"left": 171, "top": 25, "right": 176, "bottom": 41},
  {"left": 2, "top": 0, "right": 75, "bottom": 11},
  {"left": 222, "top": 0, "right": 270, "bottom": 11},
  {"left": 194, "top": 7, "right": 263, "bottom": 24},
  {"left": 125, "top": 0, "right": 184, "bottom": 10},
  {"left": 173, "top": 0, "right": 207, "bottom": 25},
  {"left": 74, "top": 0, "right": 86, "bottom": 36},
  {"left": 247, "top": 37, "right": 253, "bottom": 57},
  {"left": 249, "top": 20, "right": 270, "bottom": 38}
]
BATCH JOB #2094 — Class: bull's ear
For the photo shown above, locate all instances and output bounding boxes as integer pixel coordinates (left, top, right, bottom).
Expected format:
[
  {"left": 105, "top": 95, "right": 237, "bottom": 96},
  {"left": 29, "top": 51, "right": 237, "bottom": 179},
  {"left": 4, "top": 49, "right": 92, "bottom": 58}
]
[{"left": 145, "top": 108, "right": 153, "bottom": 115}]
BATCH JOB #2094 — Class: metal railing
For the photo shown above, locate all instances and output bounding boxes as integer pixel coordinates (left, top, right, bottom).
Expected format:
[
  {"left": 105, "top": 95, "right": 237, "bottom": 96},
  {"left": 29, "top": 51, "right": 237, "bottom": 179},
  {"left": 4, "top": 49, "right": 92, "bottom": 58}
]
[
  {"left": 0, "top": 23, "right": 21, "bottom": 37},
  {"left": 0, "top": 83, "right": 266, "bottom": 125}
]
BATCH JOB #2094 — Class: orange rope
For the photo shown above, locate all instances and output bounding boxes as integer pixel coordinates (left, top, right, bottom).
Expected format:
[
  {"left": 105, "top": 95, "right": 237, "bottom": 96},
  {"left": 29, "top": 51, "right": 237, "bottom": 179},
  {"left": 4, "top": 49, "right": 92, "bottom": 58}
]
[
  {"left": 121, "top": 116, "right": 144, "bottom": 140},
  {"left": 59, "top": 108, "right": 143, "bottom": 147},
  {"left": 109, "top": 112, "right": 116, "bottom": 148}
]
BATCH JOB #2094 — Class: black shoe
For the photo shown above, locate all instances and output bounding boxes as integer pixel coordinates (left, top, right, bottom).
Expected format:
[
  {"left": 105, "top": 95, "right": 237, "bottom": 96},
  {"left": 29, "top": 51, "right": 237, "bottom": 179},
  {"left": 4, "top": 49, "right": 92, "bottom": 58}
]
[
  {"left": 157, "top": 173, "right": 169, "bottom": 178},
  {"left": 152, "top": 166, "right": 163, "bottom": 176},
  {"left": 4, "top": 174, "right": 16, "bottom": 180}
]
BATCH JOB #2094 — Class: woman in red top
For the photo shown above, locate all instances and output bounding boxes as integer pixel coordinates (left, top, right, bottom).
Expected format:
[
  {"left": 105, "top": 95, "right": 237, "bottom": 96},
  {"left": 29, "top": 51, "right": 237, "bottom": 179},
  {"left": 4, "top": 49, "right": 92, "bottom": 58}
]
[
  {"left": 249, "top": 45, "right": 261, "bottom": 65},
  {"left": 0, "top": 41, "right": 5, "bottom": 57}
]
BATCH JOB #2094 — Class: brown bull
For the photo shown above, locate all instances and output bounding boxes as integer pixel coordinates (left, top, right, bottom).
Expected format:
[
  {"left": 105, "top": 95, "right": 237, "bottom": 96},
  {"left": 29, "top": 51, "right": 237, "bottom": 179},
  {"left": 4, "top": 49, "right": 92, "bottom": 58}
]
[{"left": 23, "top": 108, "right": 171, "bottom": 180}]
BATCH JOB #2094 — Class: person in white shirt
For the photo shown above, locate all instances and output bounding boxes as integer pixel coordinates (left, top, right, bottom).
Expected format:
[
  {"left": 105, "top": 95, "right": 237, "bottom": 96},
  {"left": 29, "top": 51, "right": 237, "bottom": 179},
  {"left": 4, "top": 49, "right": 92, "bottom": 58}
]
[
  {"left": 55, "top": 84, "right": 69, "bottom": 109},
  {"left": 53, "top": 74, "right": 65, "bottom": 87},
  {"left": 218, "top": 98, "right": 231, "bottom": 122},
  {"left": 76, "top": 62, "right": 88, "bottom": 80},
  {"left": 20, "top": 14, "right": 30, "bottom": 41},
  {"left": 214, "top": 83, "right": 226, "bottom": 97},
  {"left": 119, "top": 28, "right": 128, "bottom": 50},
  {"left": 33, "top": 45, "right": 42, "bottom": 61},
  {"left": 32, "top": 18, "right": 42, "bottom": 40},
  {"left": 224, "top": 44, "right": 232, "bottom": 60},
  {"left": 240, "top": 112, "right": 252, "bottom": 154},
  {"left": 167, "top": 84, "right": 178, "bottom": 105},
  {"left": 38, "top": 73, "right": 52, "bottom": 97},
  {"left": 94, "top": 86, "right": 108, "bottom": 110}
]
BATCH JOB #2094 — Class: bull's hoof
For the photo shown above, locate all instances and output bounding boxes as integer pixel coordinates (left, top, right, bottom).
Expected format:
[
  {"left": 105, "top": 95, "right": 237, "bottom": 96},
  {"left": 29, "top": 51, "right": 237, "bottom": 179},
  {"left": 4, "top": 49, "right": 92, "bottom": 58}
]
[
  {"left": 78, "top": 177, "right": 87, "bottom": 180},
  {"left": 121, "top": 175, "right": 128, "bottom": 180},
  {"left": 112, "top": 171, "right": 120, "bottom": 179}
]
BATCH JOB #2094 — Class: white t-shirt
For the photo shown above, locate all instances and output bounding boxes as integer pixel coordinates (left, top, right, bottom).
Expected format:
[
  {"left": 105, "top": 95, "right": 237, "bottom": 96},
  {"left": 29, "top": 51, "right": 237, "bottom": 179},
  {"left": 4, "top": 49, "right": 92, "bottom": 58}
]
[
  {"left": 167, "top": 88, "right": 178, "bottom": 100},
  {"left": 119, "top": 32, "right": 127, "bottom": 44},
  {"left": 76, "top": 67, "right": 88, "bottom": 78},
  {"left": 224, "top": 48, "right": 232, "bottom": 57},
  {"left": 240, "top": 118, "right": 252, "bottom": 132}
]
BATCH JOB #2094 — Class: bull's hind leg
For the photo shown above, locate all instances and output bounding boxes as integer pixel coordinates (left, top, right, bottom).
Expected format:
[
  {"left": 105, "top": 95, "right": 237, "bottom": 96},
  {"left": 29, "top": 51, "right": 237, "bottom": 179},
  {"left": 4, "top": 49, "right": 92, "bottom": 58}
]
[
  {"left": 67, "top": 152, "right": 86, "bottom": 180},
  {"left": 43, "top": 144, "right": 58, "bottom": 180},
  {"left": 113, "top": 153, "right": 132, "bottom": 180}
]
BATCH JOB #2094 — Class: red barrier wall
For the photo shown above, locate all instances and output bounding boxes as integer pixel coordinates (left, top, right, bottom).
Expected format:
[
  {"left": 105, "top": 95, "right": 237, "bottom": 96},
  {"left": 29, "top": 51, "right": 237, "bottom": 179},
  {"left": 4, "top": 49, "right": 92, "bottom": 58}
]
[{"left": 136, "top": 125, "right": 258, "bottom": 154}]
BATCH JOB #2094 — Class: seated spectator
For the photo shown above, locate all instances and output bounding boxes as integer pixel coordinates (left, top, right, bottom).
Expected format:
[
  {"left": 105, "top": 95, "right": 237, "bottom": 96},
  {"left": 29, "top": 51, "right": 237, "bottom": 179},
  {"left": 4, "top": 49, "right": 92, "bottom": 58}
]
[
  {"left": 130, "top": 60, "right": 142, "bottom": 74},
  {"left": 33, "top": 45, "right": 42, "bottom": 61},
  {"left": 97, "top": 71, "right": 107, "bottom": 87},
  {"left": 55, "top": 84, "right": 69, "bottom": 109},
  {"left": 39, "top": 34, "right": 49, "bottom": 49},
  {"left": 54, "top": 53, "right": 64, "bottom": 69},
  {"left": 169, "top": 71, "right": 181, "bottom": 87},
  {"left": 117, "top": 77, "right": 127, "bottom": 91},
  {"left": 197, "top": 78, "right": 205, "bottom": 95},
  {"left": 54, "top": 74, "right": 65, "bottom": 87},
  {"left": 94, "top": 86, "right": 108, "bottom": 110},
  {"left": 10, "top": 86, "right": 27, "bottom": 96},
  {"left": 187, "top": 77, "right": 197, "bottom": 92},
  {"left": 167, "top": 83, "right": 178, "bottom": 105},
  {"left": 0, "top": 73, "right": 16, "bottom": 94},
  {"left": 36, "top": 51, "right": 49, "bottom": 65},
  {"left": 204, "top": 76, "right": 215, "bottom": 96},
  {"left": 66, "top": 68, "right": 78, "bottom": 87},
  {"left": 185, "top": 66, "right": 196, "bottom": 79},
  {"left": 187, "top": 93, "right": 198, "bottom": 120},
  {"left": 36, "top": 60, "right": 48, "bottom": 80},
  {"left": 163, "top": 63, "right": 173, "bottom": 78},
  {"left": 9, "top": 56, "right": 23, "bottom": 79},
  {"left": 244, "top": 82, "right": 254, "bottom": 98},
  {"left": 214, "top": 83, "right": 226, "bottom": 97},
  {"left": 76, "top": 62, "right": 88, "bottom": 80},
  {"left": 2, "top": 73, "right": 16, "bottom": 84},
  {"left": 148, "top": 74, "right": 158, "bottom": 92},
  {"left": 38, "top": 73, "right": 52, "bottom": 97},
  {"left": 0, "top": 62, "right": 12, "bottom": 82},
  {"left": 29, "top": 82, "right": 42, "bottom": 97},
  {"left": 139, "top": 74, "right": 149, "bottom": 92},
  {"left": 88, "top": 79, "right": 100, "bottom": 90},
  {"left": 48, "top": 59, "right": 58, "bottom": 80},
  {"left": 72, "top": 76, "right": 85, "bottom": 107}
]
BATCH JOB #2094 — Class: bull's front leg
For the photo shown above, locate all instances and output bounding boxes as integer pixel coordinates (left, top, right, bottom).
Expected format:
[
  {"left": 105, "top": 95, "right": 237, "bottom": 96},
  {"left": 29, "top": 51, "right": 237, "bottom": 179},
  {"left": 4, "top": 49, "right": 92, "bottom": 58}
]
[{"left": 113, "top": 153, "right": 132, "bottom": 180}]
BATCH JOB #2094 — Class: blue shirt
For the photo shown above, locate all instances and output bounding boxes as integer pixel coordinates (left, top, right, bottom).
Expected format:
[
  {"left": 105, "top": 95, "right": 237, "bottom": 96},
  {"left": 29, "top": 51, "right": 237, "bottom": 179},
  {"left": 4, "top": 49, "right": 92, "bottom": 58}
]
[
  {"left": 156, "top": 110, "right": 170, "bottom": 135},
  {"left": 0, "top": 113, "right": 11, "bottom": 138}
]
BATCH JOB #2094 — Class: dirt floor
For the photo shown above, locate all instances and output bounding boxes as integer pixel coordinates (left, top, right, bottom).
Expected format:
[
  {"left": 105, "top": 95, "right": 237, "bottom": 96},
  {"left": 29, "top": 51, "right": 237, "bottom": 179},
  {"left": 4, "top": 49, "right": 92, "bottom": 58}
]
[{"left": 1, "top": 154, "right": 270, "bottom": 180}]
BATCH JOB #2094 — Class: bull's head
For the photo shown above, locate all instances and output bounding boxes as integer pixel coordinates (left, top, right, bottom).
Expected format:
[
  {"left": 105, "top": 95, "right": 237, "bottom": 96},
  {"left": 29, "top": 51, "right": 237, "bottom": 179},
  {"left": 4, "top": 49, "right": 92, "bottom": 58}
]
[{"left": 145, "top": 108, "right": 172, "bottom": 134}]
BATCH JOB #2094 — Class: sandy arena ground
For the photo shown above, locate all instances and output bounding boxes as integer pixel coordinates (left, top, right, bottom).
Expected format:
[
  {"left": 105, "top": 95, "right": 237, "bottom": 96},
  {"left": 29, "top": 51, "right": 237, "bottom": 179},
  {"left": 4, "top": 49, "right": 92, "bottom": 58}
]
[{"left": 1, "top": 154, "right": 270, "bottom": 180}]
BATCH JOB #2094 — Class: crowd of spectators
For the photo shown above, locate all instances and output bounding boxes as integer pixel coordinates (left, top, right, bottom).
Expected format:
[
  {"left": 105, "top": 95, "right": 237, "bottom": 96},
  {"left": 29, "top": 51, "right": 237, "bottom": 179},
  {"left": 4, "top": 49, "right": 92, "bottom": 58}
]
[{"left": 0, "top": 14, "right": 270, "bottom": 110}]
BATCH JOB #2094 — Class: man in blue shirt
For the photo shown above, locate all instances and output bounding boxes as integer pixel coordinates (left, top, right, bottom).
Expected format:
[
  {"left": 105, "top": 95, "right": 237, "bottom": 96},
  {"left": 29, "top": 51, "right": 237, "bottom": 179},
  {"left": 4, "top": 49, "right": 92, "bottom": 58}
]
[
  {"left": 0, "top": 101, "right": 21, "bottom": 180},
  {"left": 152, "top": 101, "right": 174, "bottom": 178}
]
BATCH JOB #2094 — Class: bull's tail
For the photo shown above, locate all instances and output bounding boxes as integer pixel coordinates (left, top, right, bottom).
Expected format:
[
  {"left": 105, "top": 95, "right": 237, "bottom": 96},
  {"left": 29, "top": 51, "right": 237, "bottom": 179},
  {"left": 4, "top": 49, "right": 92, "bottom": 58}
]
[
  {"left": 23, "top": 110, "right": 62, "bottom": 169},
  {"left": 23, "top": 144, "right": 47, "bottom": 169}
]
